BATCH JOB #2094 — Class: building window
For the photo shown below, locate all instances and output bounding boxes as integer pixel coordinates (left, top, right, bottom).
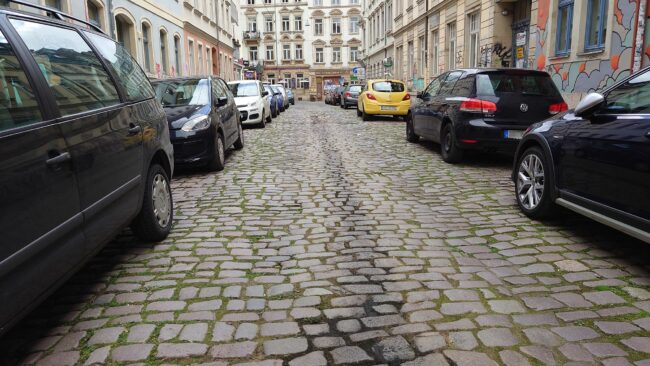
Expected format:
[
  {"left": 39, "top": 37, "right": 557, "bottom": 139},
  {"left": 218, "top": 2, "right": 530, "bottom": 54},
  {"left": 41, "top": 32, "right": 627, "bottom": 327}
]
[
  {"left": 314, "top": 0, "right": 322, "bottom": 5},
  {"left": 250, "top": 46, "right": 258, "bottom": 61},
  {"left": 350, "top": 46, "right": 358, "bottom": 62},
  {"left": 432, "top": 29, "right": 439, "bottom": 75},
  {"left": 248, "top": 17, "right": 257, "bottom": 32},
  {"left": 350, "top": 0, "right": 358, "bottom": 3},
  {"left": 188, "top": 40, "right": 195, "bottom": 73},
  {"left": 350, "top": 16, "right": 359, "bottom": 34},
  {"left": 268, "top": 73, "right": 276, "bottom": 84},
  {"left": 247, "top": 0, "right": 254, "bottom": 4},
  {"left": 266, "top": 44, "right": 275, "bottom": 60},
  {"left": 314, "top": 18, "right": 323, "bottom": 35},
  {"left": 282, "top": 16, "right": 290, "bottom": 31},
  {"left": 407, "top": 41, "right": 414, "bottom": 79},
  {"left": 283, "top": 44, "right": 291, "bottom": 59},
  {"left": 315, "top": 47, "right": 324, "bottom": 63},
  {"left": 142, "top": 22, "right": 152, "bottom": 72},
  {"left": 419, "top": 35, "right": 426, "bottom": 78},
  {"left": 174, "top": 35, "right": 181, "bottom": 76},
  {"left": 295, "top": 16, "right": 302, "bottom": 31},
  {"left": 332, "top": 0, "right": 340, "bottom": 5},
  {"left": 160, "top": 30, "right": 168, "bottom": 75},
  {"left": 265, "top": 0, "right": 271, "bottom": 3},
  {"left": 585, "top": 0, "right": 607, "bottom": 50},
  {"left": 332, "top": 47, "right": 341, "bottom": 63},
  {"left": 468, "top": 12, "right": 479, "bottom": 67},
  {"left": 447, "top": 22, "right": 456, "bottom": 69},
  {"left": 45, "top": 0, "right": 63, "bottom": 10},
  {"left": 87, "top": 0, "right": 103, "bottom": 29},
  {"left": 265, "top": 16, "right": 273, "bottom": 32},
  {"left": 198, "top": 44, "right": 203, "bottom": 74},
  {"left": 332, "top": 17, "right": 341, "bottom": 34},
  {"left": 556, "top": 0, "right": 573, "bottom": 55},
  {"left": 295, "top": 44, "right": 303, "bottom": 59}
]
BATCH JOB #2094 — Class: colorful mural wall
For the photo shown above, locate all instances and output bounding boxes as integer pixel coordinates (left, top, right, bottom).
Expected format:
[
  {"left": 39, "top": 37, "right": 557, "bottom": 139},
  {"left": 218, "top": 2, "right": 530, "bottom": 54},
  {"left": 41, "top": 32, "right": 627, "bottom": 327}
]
[{"left": 534, "top": 0, "right": 639, "bottom": 94}]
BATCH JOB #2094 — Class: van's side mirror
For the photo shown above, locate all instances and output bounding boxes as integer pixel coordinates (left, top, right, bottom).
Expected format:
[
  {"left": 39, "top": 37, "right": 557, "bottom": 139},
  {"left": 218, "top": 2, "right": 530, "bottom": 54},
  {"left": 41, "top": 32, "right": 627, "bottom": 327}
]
[
  {"left": 216, "top": 96, "right": 228, "bottom": 107},
  {"left": 574, "top": 92, "right": 605, "bottom": 119},
  {"left": 262, "top": 91, "right": 270, "bottom": 97}
]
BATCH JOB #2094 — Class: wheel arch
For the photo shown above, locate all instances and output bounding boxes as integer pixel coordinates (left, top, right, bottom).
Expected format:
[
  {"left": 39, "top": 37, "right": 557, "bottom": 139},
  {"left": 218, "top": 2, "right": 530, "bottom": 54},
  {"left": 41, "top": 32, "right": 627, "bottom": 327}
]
[{"left": 150, "top": 149, "right": 172, "bottom": 180}]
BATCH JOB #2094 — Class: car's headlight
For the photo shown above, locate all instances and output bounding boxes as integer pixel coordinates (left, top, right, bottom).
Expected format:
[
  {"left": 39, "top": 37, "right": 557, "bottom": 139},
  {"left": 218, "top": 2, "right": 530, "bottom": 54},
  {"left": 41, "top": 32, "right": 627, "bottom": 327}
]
[{"left": 181, "top": 115, "right": 210, "bottom": 132}]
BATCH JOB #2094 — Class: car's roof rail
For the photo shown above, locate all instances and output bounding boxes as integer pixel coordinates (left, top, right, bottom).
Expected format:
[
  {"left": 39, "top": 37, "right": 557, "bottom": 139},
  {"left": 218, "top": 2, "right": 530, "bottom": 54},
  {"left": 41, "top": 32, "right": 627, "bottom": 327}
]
[{"left": 5, "top": 0, "right": 105, "bottom": 34}]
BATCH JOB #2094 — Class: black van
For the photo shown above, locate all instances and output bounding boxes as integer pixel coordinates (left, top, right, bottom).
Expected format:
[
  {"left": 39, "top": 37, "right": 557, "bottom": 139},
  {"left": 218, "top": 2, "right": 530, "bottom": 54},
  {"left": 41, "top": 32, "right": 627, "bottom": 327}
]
[
  {"left": 406, "top": 68, "right": 566, "bottom": 163},
  {"left": 0, "top": 4, "right": 174, "bottom": 334}
]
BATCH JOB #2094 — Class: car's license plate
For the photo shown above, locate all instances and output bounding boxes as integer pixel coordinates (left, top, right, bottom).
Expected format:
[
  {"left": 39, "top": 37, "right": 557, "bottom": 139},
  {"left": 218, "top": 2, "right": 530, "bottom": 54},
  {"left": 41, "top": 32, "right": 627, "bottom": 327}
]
[
  {"left": 504, "top": 130, "right": 524, "bottom": 139},
  {"left": 381, "top": 106, "right": 397, "bottom": 111}
]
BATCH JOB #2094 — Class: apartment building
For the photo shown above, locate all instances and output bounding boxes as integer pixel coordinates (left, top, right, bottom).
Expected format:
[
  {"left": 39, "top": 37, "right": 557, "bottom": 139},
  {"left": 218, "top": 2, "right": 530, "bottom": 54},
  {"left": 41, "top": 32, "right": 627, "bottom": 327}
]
[
  {"left": 239, "top": 0, "right": 362, "bottom": 100},
  {"left": 360, "top": 0, "right": 394, "bottom": 80},
  {"left": 240, "top": 0, "right": 311, "bottom": 96},
  {"left": 4, "top": 0, "right": 243, "bottom": 81}
]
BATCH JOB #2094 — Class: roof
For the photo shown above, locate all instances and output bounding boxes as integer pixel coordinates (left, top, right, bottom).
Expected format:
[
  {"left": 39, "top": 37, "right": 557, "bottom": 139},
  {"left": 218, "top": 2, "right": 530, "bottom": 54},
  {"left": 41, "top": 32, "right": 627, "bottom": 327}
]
[{"left": 443, "top": 68, "right": 551, "bottom": 75}]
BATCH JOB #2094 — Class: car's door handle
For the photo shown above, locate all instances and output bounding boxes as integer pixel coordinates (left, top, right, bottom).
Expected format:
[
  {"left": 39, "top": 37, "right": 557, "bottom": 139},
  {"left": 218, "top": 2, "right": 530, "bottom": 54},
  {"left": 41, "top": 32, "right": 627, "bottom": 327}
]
[
  {"left": 646, "top": 131, "right": 650, "bottom": 139},
  {"left": 128, "top": 124, "right": 142, "bottom": 135},
  {"left": 46, "top": 151, "right": 71, "bottom": 166}
]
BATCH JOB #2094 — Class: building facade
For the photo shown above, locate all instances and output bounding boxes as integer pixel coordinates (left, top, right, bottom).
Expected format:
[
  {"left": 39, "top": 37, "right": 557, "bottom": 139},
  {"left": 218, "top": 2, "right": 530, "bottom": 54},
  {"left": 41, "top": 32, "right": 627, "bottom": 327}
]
[
  {"left": 238, "top": 0, "right": 362, "bottom": 100},
  {"left": 360, "top": 0, "right": 394, "bottom": 80},
  {"left": 5, "top": 0, "right": 242, "bottom": 81}
]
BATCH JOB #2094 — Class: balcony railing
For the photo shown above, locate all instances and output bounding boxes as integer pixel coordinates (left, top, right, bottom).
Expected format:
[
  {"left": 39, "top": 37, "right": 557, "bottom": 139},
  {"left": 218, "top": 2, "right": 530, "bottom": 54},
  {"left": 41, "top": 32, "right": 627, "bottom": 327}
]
[{"left": 243, "top": 31, "right": 260, "bottom": 40}]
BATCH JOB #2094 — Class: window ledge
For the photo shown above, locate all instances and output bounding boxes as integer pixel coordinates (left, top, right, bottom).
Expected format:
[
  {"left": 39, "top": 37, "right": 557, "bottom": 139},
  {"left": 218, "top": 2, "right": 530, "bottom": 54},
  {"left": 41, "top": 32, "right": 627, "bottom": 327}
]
[
  {"left": 549, "top": 53, "right": 570, "bottom": 61},
  {"left": 578, "top": 48, "right": 605, "bottom": 57}
]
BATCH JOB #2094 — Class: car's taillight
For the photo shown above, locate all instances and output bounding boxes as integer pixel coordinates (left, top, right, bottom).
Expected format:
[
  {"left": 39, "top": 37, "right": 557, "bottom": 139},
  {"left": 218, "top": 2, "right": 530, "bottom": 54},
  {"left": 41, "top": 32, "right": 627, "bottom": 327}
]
[
  {"left": 345, "top": 92, "right": 351, "bottom": 97},
  {"left": 403, "top": 93, "right": 411, "bottom": 101},
  {"left": 549, "top": 102, "right": 568, "bottom": 114},
  {"left": 460, "top": 99, "right": 497, "bottom": 114},
  {"left": 366, "top": 93, "right": 376, "bottom": 100}
]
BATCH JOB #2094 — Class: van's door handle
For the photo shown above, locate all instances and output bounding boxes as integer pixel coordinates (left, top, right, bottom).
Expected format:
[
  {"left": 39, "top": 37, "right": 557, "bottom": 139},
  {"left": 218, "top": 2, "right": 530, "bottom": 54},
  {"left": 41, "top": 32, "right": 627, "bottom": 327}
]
[
  {"left": 46, "top": 151, "right": 71, "bottom": 166},
  {"left": 128, "top": 124, "right": 142, "bottom": 135}
]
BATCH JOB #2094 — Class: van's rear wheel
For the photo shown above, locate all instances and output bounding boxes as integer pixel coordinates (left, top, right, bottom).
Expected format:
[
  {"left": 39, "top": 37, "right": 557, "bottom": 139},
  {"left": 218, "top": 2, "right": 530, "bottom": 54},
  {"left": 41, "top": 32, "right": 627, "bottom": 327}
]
[{"left": 131, "top": 164, "right": 172, "bottom": 242}]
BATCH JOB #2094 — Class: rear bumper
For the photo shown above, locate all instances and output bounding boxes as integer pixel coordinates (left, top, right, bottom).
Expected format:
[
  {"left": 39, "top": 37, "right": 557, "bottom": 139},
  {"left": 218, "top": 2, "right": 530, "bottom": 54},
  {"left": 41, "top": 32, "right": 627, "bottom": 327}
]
[
  {"left": 364, "top": 101, "right": 410, "bottom": 116},
  {"left": 344, "top": 97, "right": 358, "bottom": 105},
  {"left": 455, "top": 119, "right": 525, "bottom": 151}
]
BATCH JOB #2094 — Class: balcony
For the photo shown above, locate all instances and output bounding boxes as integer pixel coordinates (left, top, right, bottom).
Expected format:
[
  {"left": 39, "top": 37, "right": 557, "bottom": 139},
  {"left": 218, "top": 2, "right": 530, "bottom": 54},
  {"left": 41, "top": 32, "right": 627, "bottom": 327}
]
[{"left": 243, "top": 31, "right": 260, "bottom": 44}]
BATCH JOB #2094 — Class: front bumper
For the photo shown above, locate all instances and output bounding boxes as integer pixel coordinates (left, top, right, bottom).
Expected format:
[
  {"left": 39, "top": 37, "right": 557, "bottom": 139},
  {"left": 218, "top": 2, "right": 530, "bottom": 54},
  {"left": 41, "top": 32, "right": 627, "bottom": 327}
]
[
  {"left": 455, "top": 119, "right": 525, "bottom": 151},
  {"left": 364, "top": 100, "right": 410, "bottom": 116},
  {"left": 170, "top": 128, "right": 214, "bottom": 165},
  {"left": 237, "top": 105, "right": 263, "bottom": 125}
]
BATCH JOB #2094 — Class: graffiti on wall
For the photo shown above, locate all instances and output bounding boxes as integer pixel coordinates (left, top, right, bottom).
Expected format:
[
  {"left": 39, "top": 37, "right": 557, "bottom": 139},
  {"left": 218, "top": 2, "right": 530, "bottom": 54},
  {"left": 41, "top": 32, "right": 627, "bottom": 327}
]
[
  {"left": 479, "top": 43, "right": 512, "bottom": 67},
  {"left": 534, "top": 0, "right": 638, "bottom": 93}
]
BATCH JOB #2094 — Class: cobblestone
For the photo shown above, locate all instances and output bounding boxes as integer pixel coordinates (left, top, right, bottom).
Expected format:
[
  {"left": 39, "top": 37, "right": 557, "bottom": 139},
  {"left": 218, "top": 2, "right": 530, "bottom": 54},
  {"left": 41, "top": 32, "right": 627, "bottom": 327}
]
[{"left": 2, "top": 103, "right": 650, "bottom": 365}]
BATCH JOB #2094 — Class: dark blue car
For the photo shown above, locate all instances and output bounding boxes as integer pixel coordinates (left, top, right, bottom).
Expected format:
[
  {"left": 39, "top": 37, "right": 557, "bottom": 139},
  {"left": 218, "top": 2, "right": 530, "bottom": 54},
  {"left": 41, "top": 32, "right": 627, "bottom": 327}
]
[
  {"left": 512, "top": 67, "right": 650, "bottom": 243},
  {"left": 264, "top": 84, "right": 280, "bottom": 118},
  {"left": 266, "top": 84, "right": 285, "bottom": 113}
]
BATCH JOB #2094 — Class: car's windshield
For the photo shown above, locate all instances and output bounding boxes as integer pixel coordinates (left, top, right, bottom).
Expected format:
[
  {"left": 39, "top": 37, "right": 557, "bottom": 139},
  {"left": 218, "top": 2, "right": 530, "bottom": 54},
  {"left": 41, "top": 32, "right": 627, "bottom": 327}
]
[
  {"left": 476, "top": 72, "right": 560, "bottom": 97},
  {"left": 264, "top": 85, "right": 273, "bottom": 95},
  {"left": 373, "top": 81, "right": 405, "bottom": 92},
  {"left": 270, "top": 86, "right": 281, "bottom": 95},
  {"left": 153, "top": 79, "right": 210, "bottom": 107},
  {"left": 229, "top": 82, "right": 259, "bottom": 97},
  {"left": 349, "top": 85, "right": 362, "bottom": 93}
]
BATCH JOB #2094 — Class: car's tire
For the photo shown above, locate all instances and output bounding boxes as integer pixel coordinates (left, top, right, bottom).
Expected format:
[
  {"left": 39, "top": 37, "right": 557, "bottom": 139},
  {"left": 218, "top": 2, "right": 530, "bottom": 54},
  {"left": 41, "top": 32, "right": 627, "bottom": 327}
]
[
  {"left": 515, "top": 146, "right": 556, "bottom": 219},
  {"left": 207, "top": 132, "right": 226, "bottom": 171},
  {"left": 362, "top": 109, "right": 370, "bottom": 121},
  {"left": 259, "top": 116, "right": 266, "bottom": 128},
  {"left": 440, "top": 123, "right": 463, "bottom": 163},
  {"left": 406, "top": 114, "right": 419, "bottom": 143},
  {"left": 265, "top": 108, "right": 272, "bottom": 123},
  {"left": 234, "top": 122, "right": 244, "bottom": 150},
  {"left": 271, "top": 105, "right": 277, "bottom": 118},
  {"left": 356, "top": 106, "right": 362, "bottom": 117},
  {"left": 340, "top": 102, "right": 345, "bottom": 109},
  {"left": 130, "top": 163, "right": 172, "bottom": 242},
  {"left": 393, "top": 115, "right": 402, "bottom": 121}
]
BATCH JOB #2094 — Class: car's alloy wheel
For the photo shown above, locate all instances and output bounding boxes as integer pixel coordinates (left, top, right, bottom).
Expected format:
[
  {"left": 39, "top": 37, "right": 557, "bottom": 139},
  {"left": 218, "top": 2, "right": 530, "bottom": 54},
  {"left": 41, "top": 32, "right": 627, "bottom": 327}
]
[
  {"left": 440, "top": 124, "right": 463, "bottom": 163},
  {"left": 208, "top": 133, "right": 226, "bottom": 171},
  {"left": 515, "top": 147, "right": 555, "bottom": 218}
]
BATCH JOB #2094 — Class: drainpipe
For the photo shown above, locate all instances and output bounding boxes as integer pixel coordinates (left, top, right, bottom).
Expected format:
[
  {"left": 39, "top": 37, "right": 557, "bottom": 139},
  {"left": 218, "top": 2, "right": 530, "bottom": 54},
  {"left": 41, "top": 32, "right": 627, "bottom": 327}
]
[{"left": 424, "top": 0, "right": 428, "bottom": 85}]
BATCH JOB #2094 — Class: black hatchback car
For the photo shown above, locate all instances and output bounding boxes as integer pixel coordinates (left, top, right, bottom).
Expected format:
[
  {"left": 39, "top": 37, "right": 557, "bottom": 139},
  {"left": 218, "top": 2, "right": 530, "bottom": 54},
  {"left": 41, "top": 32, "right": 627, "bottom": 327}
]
[
  {"left": 406, "top": 68, "right": 567, "bottom": 163},
  {"left": 0, "top": 6, "right": 174, "bottom": 334},
  {"left": 152, "top": 77, "right": 243, "bottom": 171},
  {"left": 513, "top": 67, "right": 650, "bottom": 243}
]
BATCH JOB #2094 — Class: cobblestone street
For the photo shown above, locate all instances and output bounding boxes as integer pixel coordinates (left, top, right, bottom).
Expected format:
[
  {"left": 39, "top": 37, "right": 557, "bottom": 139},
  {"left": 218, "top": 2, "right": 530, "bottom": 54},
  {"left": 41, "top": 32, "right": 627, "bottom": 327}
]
[{"left": 3, "top": 102, "right": 650, "bottom": 366}]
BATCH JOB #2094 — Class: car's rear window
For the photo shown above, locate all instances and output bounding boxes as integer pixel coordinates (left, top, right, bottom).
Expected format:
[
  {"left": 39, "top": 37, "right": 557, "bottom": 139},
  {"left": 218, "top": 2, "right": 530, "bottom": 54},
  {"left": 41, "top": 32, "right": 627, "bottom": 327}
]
[
  {"left": 349, "top": 86, "right": 362, "bottom": 92},
  {"left": 373, "top": 81, "right": 405, "bottom": 92},
  {"left": 476, "top": 72, "right": 560, "bottom": 97}
]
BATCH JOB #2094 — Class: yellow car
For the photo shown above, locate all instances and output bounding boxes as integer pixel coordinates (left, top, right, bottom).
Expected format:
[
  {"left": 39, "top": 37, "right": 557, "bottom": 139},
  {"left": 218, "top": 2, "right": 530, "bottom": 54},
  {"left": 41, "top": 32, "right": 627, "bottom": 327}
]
[{"left": 357, "top": 79, "right": 411, "bottom": 121}]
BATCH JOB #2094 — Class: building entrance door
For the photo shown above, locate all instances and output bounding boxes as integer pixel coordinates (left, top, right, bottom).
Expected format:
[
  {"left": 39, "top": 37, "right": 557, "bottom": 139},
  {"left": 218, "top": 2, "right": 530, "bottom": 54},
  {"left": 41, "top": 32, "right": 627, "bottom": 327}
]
[{"left": 512, "top": 0, "right": 532, "bottom": 68}]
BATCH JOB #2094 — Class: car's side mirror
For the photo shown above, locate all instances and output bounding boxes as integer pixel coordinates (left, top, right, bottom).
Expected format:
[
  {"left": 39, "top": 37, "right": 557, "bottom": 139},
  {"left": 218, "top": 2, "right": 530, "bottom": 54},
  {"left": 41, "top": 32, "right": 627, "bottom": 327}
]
[
  {"left": 262, "top": 91, "right": 270, "bottom": 97},
  {"left": 216, "top": 96, "right": 228, "bottom": 108},
  {"left": 416, "top": 91, "right": 425, "bottom": 99},
  {"left": 574, "top": 92, "right": 605, "bottom": 118}
]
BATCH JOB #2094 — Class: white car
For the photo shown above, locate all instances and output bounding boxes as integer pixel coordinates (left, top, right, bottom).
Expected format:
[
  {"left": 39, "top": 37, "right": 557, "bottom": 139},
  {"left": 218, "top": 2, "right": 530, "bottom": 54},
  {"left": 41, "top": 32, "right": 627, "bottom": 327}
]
[
  {"left": 271, "top": 84, "right": 289, "bottom": 110},
  {"left": 227, "top": 80, "right": 272, "bottom": 127}
]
